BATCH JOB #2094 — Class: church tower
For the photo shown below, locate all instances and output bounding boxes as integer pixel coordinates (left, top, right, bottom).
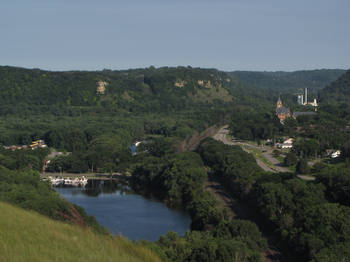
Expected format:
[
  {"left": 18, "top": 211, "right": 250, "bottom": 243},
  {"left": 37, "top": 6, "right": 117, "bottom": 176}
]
[{"left": 277, "top": 95, "right": 282, "bottom": 109}]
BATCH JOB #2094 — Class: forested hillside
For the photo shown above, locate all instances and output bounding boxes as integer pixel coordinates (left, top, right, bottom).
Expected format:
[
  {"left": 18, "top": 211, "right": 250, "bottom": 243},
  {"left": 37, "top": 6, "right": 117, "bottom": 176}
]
[
  {"left": 0, "top": 66, "right": 273, "bottom": 115},
  {"left": 317, "top": 70, "right": 350, "bottom": 104},
  {"left": 230, "top": 69, "right": 345, "bottom": 93}
]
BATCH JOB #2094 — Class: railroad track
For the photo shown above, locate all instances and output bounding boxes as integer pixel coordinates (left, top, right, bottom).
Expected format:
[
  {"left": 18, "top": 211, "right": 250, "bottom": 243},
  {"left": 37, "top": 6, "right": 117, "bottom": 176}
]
[{"left": 207, "top": 175, "right": 287, "bottom": 262}]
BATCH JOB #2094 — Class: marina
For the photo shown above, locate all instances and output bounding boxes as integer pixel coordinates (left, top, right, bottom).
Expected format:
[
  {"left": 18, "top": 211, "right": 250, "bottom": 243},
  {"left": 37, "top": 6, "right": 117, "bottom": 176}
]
[{"left": 43, "top": 176, "right": 89, "bottom": 186}]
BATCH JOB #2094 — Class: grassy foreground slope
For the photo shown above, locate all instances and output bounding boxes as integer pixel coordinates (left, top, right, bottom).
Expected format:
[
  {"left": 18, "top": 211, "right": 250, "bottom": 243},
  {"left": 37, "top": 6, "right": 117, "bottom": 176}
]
[{"left": 0, "top": 201, "right": 161, "bottom": 262}]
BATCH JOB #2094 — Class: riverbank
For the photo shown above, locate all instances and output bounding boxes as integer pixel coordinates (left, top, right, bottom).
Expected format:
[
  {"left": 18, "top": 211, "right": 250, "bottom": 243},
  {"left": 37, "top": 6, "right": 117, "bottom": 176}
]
[{"left": 40, "top": 173, "right": 124, "bottom": 180}]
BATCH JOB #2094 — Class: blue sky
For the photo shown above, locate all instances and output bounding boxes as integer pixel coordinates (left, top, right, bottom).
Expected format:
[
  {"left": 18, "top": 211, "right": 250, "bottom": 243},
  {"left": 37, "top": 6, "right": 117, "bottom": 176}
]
[{"left": 1, "top": 0, "right": 349, "bottom": 72}]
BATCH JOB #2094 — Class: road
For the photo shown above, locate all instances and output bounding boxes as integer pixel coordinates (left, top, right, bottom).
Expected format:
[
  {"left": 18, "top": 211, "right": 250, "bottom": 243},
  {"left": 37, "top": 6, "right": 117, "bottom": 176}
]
[
  {"left": 214, "top": 126, "right": 315, "bottom": 180},
  {"left": 214, "top": 126, "right": 277, "bottom": 172}
]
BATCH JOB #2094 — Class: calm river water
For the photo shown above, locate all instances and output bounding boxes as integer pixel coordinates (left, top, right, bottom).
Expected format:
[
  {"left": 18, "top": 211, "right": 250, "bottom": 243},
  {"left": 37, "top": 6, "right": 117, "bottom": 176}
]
[{"left": 54, "top": 180, "right": 191, "bottom": 241}]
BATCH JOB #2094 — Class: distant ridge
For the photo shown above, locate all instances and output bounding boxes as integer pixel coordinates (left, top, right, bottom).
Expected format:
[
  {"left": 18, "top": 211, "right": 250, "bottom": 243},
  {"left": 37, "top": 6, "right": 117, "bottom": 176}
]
[
  {"left": 230, "top": 69, "right": 346, "bottom": 92},
  {"left": 318, "top": 69, "right": 350, "bottom": 104}
]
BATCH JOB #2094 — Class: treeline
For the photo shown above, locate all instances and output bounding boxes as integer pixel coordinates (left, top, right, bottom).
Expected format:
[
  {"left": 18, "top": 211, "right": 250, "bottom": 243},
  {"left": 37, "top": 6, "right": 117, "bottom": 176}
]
[
  {"left": 228, "top": 107, "right": 282, "bottom": 141},
  {"left": 0, "top": 105, "right": 226, "bottom": 148},
  {"left": 197, "top": 137, "right": 350, "bottom": 261},
  {"left": 0, "top": 146, "right": 50, "bottom": 172},
  {"left": 143, "top": 220, "right": 267, "bottom": 262},
  {"left": 231, "top": 69, "right": 345, "bottom": 93}
]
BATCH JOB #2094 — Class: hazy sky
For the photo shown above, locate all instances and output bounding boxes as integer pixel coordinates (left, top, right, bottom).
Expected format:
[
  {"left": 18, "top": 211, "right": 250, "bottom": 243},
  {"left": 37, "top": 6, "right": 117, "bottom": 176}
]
[{"left": 1, "top": 0, "right": 349, "bottom": 72}]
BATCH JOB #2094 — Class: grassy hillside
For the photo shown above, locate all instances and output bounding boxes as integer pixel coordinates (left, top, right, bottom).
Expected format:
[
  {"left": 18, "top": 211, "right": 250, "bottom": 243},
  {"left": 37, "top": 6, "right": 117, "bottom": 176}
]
[{"left": 0, "top": 201, "right": 161, "bottom": 262}]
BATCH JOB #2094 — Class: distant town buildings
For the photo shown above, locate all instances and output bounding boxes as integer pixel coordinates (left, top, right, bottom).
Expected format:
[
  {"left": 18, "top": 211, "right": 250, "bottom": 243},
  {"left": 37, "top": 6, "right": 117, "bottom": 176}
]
[
  {"left": 276, "top": 96, "right": 316, "bottom": 124},
  {"left": 4, "top": 145, "right": 28, "bottom": 150},
  {"left": 275, "top": 138, "right": 294, "bottom": 149},
  {"left": 297, "top": 88, "right": 318, "bottom": 107},
  {"left": 4, "top": 140, "right": 47, "bottom": 151},
  {"left": 30, "top": 140, "right": 47, "bottom": 149}
]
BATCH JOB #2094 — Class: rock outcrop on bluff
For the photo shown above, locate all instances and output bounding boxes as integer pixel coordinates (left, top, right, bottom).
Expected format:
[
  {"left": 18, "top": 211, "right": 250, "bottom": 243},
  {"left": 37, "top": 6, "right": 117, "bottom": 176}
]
[{"left": 96, "top": 81, "right": 108, "bottom": 94}]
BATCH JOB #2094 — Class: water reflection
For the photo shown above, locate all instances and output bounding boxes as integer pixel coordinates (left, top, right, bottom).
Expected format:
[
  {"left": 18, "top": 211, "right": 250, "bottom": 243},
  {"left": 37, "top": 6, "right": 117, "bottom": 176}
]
[{"left": 54, "top": 179, "right": 191, "bottom": 241}]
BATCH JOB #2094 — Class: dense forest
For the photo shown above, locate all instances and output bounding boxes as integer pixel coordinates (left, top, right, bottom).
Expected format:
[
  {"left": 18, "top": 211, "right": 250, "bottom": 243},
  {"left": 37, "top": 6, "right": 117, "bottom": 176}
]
[
  {"left": 197, "top": 138, "right": 350, "bottom": 261},
  {"left": 317, "top": 70, "right": 350, "bottom": 104},
  {"left": 230, "top": 69, "right": 346, "bottom": 107},
  {"left": 230, "top": 69, "right": 345, "bottom": 92},
  {"left": 1, "top": 65, "right": 350, "bottom": 261}
]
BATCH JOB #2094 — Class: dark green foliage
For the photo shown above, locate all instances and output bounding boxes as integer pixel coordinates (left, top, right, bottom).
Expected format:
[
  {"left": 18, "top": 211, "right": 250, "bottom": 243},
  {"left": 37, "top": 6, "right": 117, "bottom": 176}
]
[
  {"left": 213, "top": 220, "right": 268, "bottom": 252},
  {"left": 231, "top": 69, "right": 345, "bottom": 93},
  {"left": 318, "top": 70, "right": 350, "bottom": 104},
  {"left": 273, "top": 149, "right": 281, "bottom": 156},
  {"left": 312, "top": 241, "right": 350, "bottom": 262},
  {"left": 0, "top": 65, "right": 260, "bottom": 116},
  {"left": 154, "top": 223, "right": 266, "bottom": 262},
  {"left": 229, "top": 109, "right": 282, "bottom": 141},
  {"left": 132, "top": 151, "right": 207, "bottom": 202},
  {"left": 284, "top": 153, "right": 297, "bottom": 166},
  {"left": 297, "top": 158, "right": 310, "bottom": 174},
  {"left": 0, "top": 147, "right": 49, "bottom": 172},
  {"left": 197, "top": 137, "right": 262, "bottom": 182},
  {"left": 316, "top": 166, "right": 350, "bottom": 205},
  {"left": 187, "top": 191, "right": 223, "bottom": 231}
]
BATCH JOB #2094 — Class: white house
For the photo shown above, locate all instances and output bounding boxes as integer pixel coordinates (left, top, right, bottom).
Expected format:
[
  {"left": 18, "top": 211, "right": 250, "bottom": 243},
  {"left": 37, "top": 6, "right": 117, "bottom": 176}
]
[
  {"left": 326, "top": 149, "right": 341, "bottom": 158},
  {"left": 276, "top": 138, "right": 294, "bottom": 149}
]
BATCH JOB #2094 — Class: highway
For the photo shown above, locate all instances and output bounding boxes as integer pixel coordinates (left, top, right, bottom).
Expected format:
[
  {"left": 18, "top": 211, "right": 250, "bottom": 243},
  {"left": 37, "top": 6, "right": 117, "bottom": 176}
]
[
  {"left": 214, "top": 126, "right": 277, "bottom": 172},
  {"left": 214, "top": 126, "right": 315, "bottom": 180}
]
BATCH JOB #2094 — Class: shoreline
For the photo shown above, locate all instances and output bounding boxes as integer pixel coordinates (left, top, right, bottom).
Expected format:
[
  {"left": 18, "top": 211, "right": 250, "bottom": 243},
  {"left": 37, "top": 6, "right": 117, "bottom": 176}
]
[{"left": 40, "top": 173, "right": 122, "bottom": 180}]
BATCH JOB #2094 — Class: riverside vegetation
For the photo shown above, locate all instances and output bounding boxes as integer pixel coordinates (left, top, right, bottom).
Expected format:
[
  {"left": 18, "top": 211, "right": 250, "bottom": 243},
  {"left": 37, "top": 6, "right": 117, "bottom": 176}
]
[{"left": 1, "top": 66, "right": 350, "bottom": 261}]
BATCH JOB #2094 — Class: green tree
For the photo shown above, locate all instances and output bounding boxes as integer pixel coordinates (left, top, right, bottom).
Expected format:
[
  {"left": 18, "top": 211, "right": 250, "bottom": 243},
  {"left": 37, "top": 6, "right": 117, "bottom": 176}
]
[
  {"left": 297, "top": 159, "right": 310, "bottom": 174},
  {"left": 284, "top": 153, "right": 297, "bottom": 167}
]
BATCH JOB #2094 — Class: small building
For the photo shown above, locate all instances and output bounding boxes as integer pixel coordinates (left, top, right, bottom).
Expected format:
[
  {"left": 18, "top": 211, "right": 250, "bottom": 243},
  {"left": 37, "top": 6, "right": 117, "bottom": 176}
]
[
  {"left": 276, "top": 96, "right": 291, "bottom": 123},
  {"left": 30, "top": 140, "right": 47, "bottom": 149},
  {"left": 326, "top": 149, "right": 341, "bottom": 158},
  {"left": 276, "top": 138, "right": 294, "bottom": 149},
  {"left": 4, "top": 145, "right": 28, "bottom": 151},
  {"left": 276, "top": 96, "right": 316, "bottom": 125}
]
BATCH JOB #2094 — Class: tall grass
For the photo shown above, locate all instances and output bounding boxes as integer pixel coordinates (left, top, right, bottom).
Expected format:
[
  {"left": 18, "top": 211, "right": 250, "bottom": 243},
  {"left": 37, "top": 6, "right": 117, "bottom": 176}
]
[{"left": 0, "top": 201, "right": 161, "bottom": 262}]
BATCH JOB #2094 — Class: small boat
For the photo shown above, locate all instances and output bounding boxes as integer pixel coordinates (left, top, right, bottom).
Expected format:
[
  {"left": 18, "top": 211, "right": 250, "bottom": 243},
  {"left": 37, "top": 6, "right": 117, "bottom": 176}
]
[
  {"left": 64, "top": 178, "right": 72, "bottom": 185},
  {"left": 62, "top": 176, "right": 88, "bottom": 186},
  {"left": 79, "top": 176, "right": 88, "bottom": 183},
  {"left": 56, "top": 177, "right": 64, "bottom": 183},
  {"left": 71, "top": 178, "right": 80, "bottom": 184}
]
